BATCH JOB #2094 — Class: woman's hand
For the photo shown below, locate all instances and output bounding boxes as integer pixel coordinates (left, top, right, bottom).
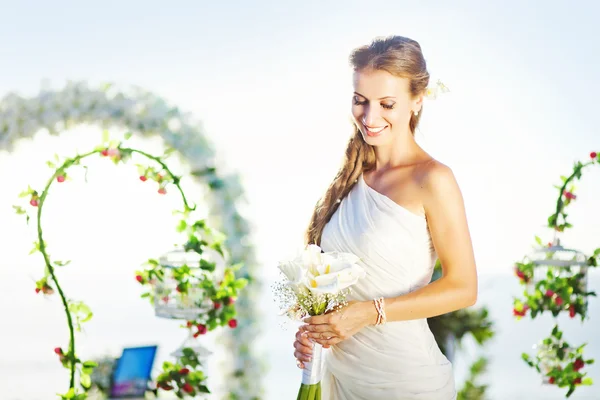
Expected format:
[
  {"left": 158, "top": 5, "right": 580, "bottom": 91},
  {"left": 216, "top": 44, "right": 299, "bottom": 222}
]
[
  {"left": 300, "top": 300, "right": 376, "bottom": 347},
  {"left": 293, "top": 328, "right": 314, "bottom": 369}
]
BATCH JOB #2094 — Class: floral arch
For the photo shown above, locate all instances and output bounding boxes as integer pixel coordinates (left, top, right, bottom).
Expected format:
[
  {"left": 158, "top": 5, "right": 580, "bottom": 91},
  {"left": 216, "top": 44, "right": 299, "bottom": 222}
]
[{"left": 0, "top": 81, "right": 263, "bottom": 399}]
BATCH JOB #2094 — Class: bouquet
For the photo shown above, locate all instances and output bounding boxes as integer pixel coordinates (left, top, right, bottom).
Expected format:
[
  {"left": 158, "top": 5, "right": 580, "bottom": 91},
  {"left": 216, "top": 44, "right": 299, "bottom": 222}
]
[{"left": 275, "top": 244, "right": 365, "bottom": 400}]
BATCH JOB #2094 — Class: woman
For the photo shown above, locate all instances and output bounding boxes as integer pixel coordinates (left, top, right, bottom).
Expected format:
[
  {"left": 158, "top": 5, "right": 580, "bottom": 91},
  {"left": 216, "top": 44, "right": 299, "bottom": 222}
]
[{"left": 292, "top": 35, "right": 478, "bottom": 399}]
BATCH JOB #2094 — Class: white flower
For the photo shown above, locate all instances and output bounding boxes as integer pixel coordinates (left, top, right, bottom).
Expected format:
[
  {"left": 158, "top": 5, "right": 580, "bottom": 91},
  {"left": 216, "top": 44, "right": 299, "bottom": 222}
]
[
  {"left": 277, "top": 259, "right": 305, "bottom": 284},
  {"left": 302, "top": 244, "right": 323, "bottom": 268},
  {"left": 304, "top": 251, "right": 365, "bottom": 294}
]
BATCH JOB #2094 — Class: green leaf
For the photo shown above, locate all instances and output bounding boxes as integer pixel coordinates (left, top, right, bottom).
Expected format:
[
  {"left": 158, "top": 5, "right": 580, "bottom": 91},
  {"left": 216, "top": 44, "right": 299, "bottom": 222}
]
[
  {"left": 47, "top": 160, "right": 56, "bottom": 168},
  {"left": 582, "top": 377, "right": 593, "bottom": 385},
  {"left": 176, "top": 220, "right": 187, "bottom": 233},
  {"left": 19, "top": 186, "right": 34, "bottom": 198},
  {"left": 124, "top": 132, "right": 133, "bottom": 140},
  {"left": 200, "top": 259, "right": 216, "bottom": 272},
  {"left": 80, "top": 373, "right": 91, "bottom": 389},
  {"left": 12, "top": 205, "right": 26, "bottom": 214},
  {"left": 198, "top": 385, "right": 210, "bottom": 393},
  {"left": 54, "top": 260, "right": 71, "bottom": 267},
  {"left": 234, "top": 278, "right": 248, "bottom": 289},
  {"left": 534, "top": 236, "right": 542, "bottom": 246},
  {"left": 102, "top": 130, "right": 110, "bottom": 143},
  {"left": 29, "top": 241, "right": 40, "bottom": 255}
]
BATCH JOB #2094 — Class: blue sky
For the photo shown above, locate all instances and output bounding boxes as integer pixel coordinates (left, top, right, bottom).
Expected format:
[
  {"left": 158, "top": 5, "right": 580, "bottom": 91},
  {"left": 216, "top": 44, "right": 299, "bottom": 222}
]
[{"left": 0, "top": 1, "right": 599, "bottom": 398}]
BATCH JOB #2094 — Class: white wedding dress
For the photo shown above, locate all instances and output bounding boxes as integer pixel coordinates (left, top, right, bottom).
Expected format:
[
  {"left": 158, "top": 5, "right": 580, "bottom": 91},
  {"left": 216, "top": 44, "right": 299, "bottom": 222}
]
[{"left": 319, "top": 174, "right": 456, "bottom": 400}]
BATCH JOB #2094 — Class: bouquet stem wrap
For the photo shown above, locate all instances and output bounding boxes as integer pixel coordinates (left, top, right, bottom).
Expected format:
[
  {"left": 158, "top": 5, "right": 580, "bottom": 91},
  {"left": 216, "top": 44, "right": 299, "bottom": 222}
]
[{"left": 297, "top": 342, "right": 324, "bottom": 400}]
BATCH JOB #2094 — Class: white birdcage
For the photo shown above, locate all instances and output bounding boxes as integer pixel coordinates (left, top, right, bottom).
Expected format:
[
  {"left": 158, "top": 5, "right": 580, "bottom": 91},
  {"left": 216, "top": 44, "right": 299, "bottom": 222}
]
[
  {"left": 153, "top": 247, "right": 225, "bottom": 320},
  {"left": 527, "top": 239, "right": 589, "bottom": 306},
  {"left": 532, "top": 340, "right": 574, "bottom": 385},
  {"left": 152, "top": 246, "right": 226, "bottom": 359}
]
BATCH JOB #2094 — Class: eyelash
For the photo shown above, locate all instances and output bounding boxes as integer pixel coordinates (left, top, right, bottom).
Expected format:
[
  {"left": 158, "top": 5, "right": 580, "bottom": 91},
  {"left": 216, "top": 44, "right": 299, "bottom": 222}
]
[{"left": 353, "top": 98, "right": 395, "bottom": 110}]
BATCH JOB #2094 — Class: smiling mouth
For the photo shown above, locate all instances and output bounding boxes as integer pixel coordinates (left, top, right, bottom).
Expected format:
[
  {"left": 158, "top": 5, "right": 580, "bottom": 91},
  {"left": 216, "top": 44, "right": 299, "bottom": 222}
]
[{"left": 363, "top": 124, "right": 388, "bottom": 137}]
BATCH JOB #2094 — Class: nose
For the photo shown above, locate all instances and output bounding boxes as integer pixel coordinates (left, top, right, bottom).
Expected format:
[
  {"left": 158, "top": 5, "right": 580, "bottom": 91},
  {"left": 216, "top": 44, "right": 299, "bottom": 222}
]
[{"left": 361, "top": 104, "right": 381, "bottom": 127}]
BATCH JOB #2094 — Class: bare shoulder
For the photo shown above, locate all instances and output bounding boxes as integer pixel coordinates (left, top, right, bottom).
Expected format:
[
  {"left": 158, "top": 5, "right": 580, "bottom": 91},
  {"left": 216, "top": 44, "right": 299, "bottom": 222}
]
[{"left": 417, "top": 160, "right": 463, "bottom": 209}]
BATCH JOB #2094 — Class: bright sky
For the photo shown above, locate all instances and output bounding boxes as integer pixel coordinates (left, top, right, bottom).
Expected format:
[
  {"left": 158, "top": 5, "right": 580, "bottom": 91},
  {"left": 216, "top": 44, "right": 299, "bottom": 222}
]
[{"left": 0, "top": 1, "right": 599, "bottom": 398}]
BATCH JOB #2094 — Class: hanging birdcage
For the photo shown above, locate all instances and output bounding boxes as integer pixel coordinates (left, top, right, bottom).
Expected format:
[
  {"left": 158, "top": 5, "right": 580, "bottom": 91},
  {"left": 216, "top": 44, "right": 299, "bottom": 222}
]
[
  {"left": 526, "top": 238, "right": 590, "bottom": 312},
  {"left": 532, "top": 340, "right": 574, "bottom": 385},
  {"left": 153, "top": 247, "right": 225, "bottom": 320},
  {"left": 152, "top": 246, "right": 226, "bottom": 359}
]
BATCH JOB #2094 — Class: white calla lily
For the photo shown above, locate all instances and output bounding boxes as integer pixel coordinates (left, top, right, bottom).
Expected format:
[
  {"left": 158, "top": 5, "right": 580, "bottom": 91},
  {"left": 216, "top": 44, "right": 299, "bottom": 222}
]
[{"left": 304, "top": 251, "right": 365, "bottom": 294}]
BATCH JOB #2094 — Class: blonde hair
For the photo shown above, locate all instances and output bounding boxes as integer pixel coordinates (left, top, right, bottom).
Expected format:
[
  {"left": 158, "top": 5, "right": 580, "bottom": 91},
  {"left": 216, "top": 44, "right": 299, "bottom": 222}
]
[{"left": 305, "top": 35, "right": 430, "bottom": 246}]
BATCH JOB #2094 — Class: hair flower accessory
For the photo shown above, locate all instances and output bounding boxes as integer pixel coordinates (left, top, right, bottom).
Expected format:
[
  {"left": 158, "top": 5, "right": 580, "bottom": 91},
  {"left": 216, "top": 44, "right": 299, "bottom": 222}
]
[{"left": 424, "top": 80, "right": 450, "bottom": 100}]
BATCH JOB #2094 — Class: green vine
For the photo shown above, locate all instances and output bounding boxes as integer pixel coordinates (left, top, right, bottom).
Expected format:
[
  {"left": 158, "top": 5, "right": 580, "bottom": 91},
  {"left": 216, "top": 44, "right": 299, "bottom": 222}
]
[
  {"left": 14, "top": 131, "right": 247, "bottom": 399},
  {"left": 513, "top": 150, "right": 599, "bottom": 397}
]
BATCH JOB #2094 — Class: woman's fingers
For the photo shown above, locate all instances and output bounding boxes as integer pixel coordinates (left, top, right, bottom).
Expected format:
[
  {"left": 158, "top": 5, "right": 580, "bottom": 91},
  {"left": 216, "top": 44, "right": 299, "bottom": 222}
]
[
  {"left": 293, "top": 329, "right": 315, "bottom": 367},
  {"left": 294, "top": 339, "right": 313, "bottom": 358},
  {"left": 294, "top": 347, "right": 312, "bottom": 363},
  {"left": 296, "top": 329, "right": 314, "bottom": 349},
  {"left": 305, "top": 331, "right": 338, "bottom": 341}
]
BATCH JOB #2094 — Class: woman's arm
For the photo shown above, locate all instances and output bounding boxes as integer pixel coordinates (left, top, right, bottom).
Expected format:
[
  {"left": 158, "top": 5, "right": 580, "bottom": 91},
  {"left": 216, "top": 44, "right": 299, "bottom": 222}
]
[{"left": 302, "top": 162, "right": 478, "bottom": 344}]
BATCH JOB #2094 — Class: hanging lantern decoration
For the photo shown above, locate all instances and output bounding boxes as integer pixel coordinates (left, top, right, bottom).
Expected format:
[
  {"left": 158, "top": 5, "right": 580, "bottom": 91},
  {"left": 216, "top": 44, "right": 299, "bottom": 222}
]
[
  {"left": 151, "top": 246, "right": 227, "bottom": 359},
  {"left": 525, "top": 238, "right": 590, "bottom": 314}
]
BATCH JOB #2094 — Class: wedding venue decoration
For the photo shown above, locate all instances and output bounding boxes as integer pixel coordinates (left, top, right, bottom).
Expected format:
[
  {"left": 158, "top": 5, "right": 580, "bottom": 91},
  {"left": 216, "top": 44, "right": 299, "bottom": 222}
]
[
  {"left": 513, "top": 151, "right": 599, "bottom": 397},
  {"left": 0, "top": 82, "right": 263, "bottom": 399}
]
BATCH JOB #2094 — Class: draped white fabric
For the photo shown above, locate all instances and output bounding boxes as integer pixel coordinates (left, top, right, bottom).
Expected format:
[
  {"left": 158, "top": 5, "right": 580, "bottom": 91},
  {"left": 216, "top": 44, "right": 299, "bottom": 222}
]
[{"left": 319, "top": 174, "right": 456, "bottom": 400}]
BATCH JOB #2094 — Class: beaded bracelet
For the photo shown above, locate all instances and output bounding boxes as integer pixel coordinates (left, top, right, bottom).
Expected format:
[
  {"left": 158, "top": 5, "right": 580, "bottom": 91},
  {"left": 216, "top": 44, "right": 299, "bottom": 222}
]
[{"left": 373, "top": 297, "right": 386, "bottom": 325}]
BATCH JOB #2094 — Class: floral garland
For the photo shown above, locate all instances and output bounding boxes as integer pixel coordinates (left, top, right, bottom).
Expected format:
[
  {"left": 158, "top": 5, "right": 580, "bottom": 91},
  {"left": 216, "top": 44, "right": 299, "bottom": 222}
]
[
  {"left": 513, "top": 151, "right": 599, "bottom": 397},
  {"left": 0, "top": 82, "right": 263, "bottom": 399}
]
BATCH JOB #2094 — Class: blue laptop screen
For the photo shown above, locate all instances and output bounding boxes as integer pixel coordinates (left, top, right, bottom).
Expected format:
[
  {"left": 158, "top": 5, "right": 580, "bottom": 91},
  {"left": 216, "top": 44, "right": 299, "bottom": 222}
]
[{"left": 110, "top": 345, "right": 157, "bottom": 398}]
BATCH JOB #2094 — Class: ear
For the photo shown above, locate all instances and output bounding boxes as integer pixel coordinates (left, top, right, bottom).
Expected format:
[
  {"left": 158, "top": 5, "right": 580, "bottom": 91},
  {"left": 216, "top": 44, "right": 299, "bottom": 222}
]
[{"left": 413, "top": 93, "right": 424, "bottom": 112}]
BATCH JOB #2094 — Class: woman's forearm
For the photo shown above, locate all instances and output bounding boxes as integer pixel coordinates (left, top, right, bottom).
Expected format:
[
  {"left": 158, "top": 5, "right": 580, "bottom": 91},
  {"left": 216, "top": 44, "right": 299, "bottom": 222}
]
[{"left": 362, "top": 276, "right": 477, "bottom": 324}]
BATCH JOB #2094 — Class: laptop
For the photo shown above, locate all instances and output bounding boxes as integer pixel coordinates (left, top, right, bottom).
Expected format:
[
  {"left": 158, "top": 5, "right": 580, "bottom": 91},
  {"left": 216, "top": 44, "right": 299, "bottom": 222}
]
[{"left": 109, "top": 345, "right": 158, "bottom": 399}]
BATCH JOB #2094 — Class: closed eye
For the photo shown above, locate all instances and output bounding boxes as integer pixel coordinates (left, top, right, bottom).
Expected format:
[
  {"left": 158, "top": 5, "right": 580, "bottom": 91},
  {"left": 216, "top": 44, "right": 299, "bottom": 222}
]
[{"left": 353, "top": 96, "right": 395, "bottom": 110}]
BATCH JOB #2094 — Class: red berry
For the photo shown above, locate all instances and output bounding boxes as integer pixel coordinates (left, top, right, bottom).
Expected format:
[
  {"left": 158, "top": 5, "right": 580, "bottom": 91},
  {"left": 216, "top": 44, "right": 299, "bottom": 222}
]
[
  {"left": 179, "top": 368, "right": 190, "bottom": 375},
  {"left": 158, "top": 188, "right": 167, "bottom": 195},
  {"left": 196, "top": 324, "right": 207, "bottom": 335},
  {"left": 139, "top": 175, "right": 147, "bottom": 182},
  {"left": 159, "top": 382, "right": 173, "bottom": 391},
  {"left": 182, "top": 383, "right": 194, "bottom": 394},
  {"left": 574, "top": 358, "right": 585, "bottom": 371},
  {"left": 30, "top": 199, "right": 38, "bottom": 207},
  {"left": 591, "top": 151, "right": 597, "bottom": 159},
  {"left": 569, "top": 304, "right": 576, "bottom": 318},
  {"left": 545, "top": 289, "right": 555, "bottom": 297},
  {"left": 547, "top": 242, "right": 552, "bottom": 247},
  {"left": 35, "top": 288, "right": 41, "bottom": 294},
  {"left": 54, "top": 347, "right": 63, "bottom": 355},
  {"left": 214, "top": 301, "right": 221, "bottom": 310},
  {"left": 56, "top": 175, "right": 65, "bottom": 183},
  {"left": 225, "top": 297, "right": 236, "bottom": 306},
  {"left": 42, "top": 285, "right": 54, "bottom": 295},
  {"left": 135, "top": 275, "right": 144, "bottom": 283},
  {"left": 563, "top": 191, "right": 576, "bottom": 200},
  {"left": 574, "top": 377, "right": 582, "bottom": 385},
  {"left": 162, "top": 296, "right": 169, "bottom": 303},
  {"left": 186, "top": 321, "right": 193, "bottom": 328},
  {"left": 548, "top": 377, "right": 555, "bottom": 384},
  {"left": 555, "top": 297, "right": 563, "bottom": 306},
  {"left": 101, "top": 149, "right": 109, "bottom": 156},
  {"left": 228, "top": 319, "right": 238, "bottom": 328}
]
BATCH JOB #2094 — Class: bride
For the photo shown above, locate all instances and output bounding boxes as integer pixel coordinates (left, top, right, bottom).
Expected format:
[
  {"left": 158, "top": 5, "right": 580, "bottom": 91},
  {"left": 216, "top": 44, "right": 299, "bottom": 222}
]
[{"left": 292, "top": 35, "right": 478, "bottom": 399}]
